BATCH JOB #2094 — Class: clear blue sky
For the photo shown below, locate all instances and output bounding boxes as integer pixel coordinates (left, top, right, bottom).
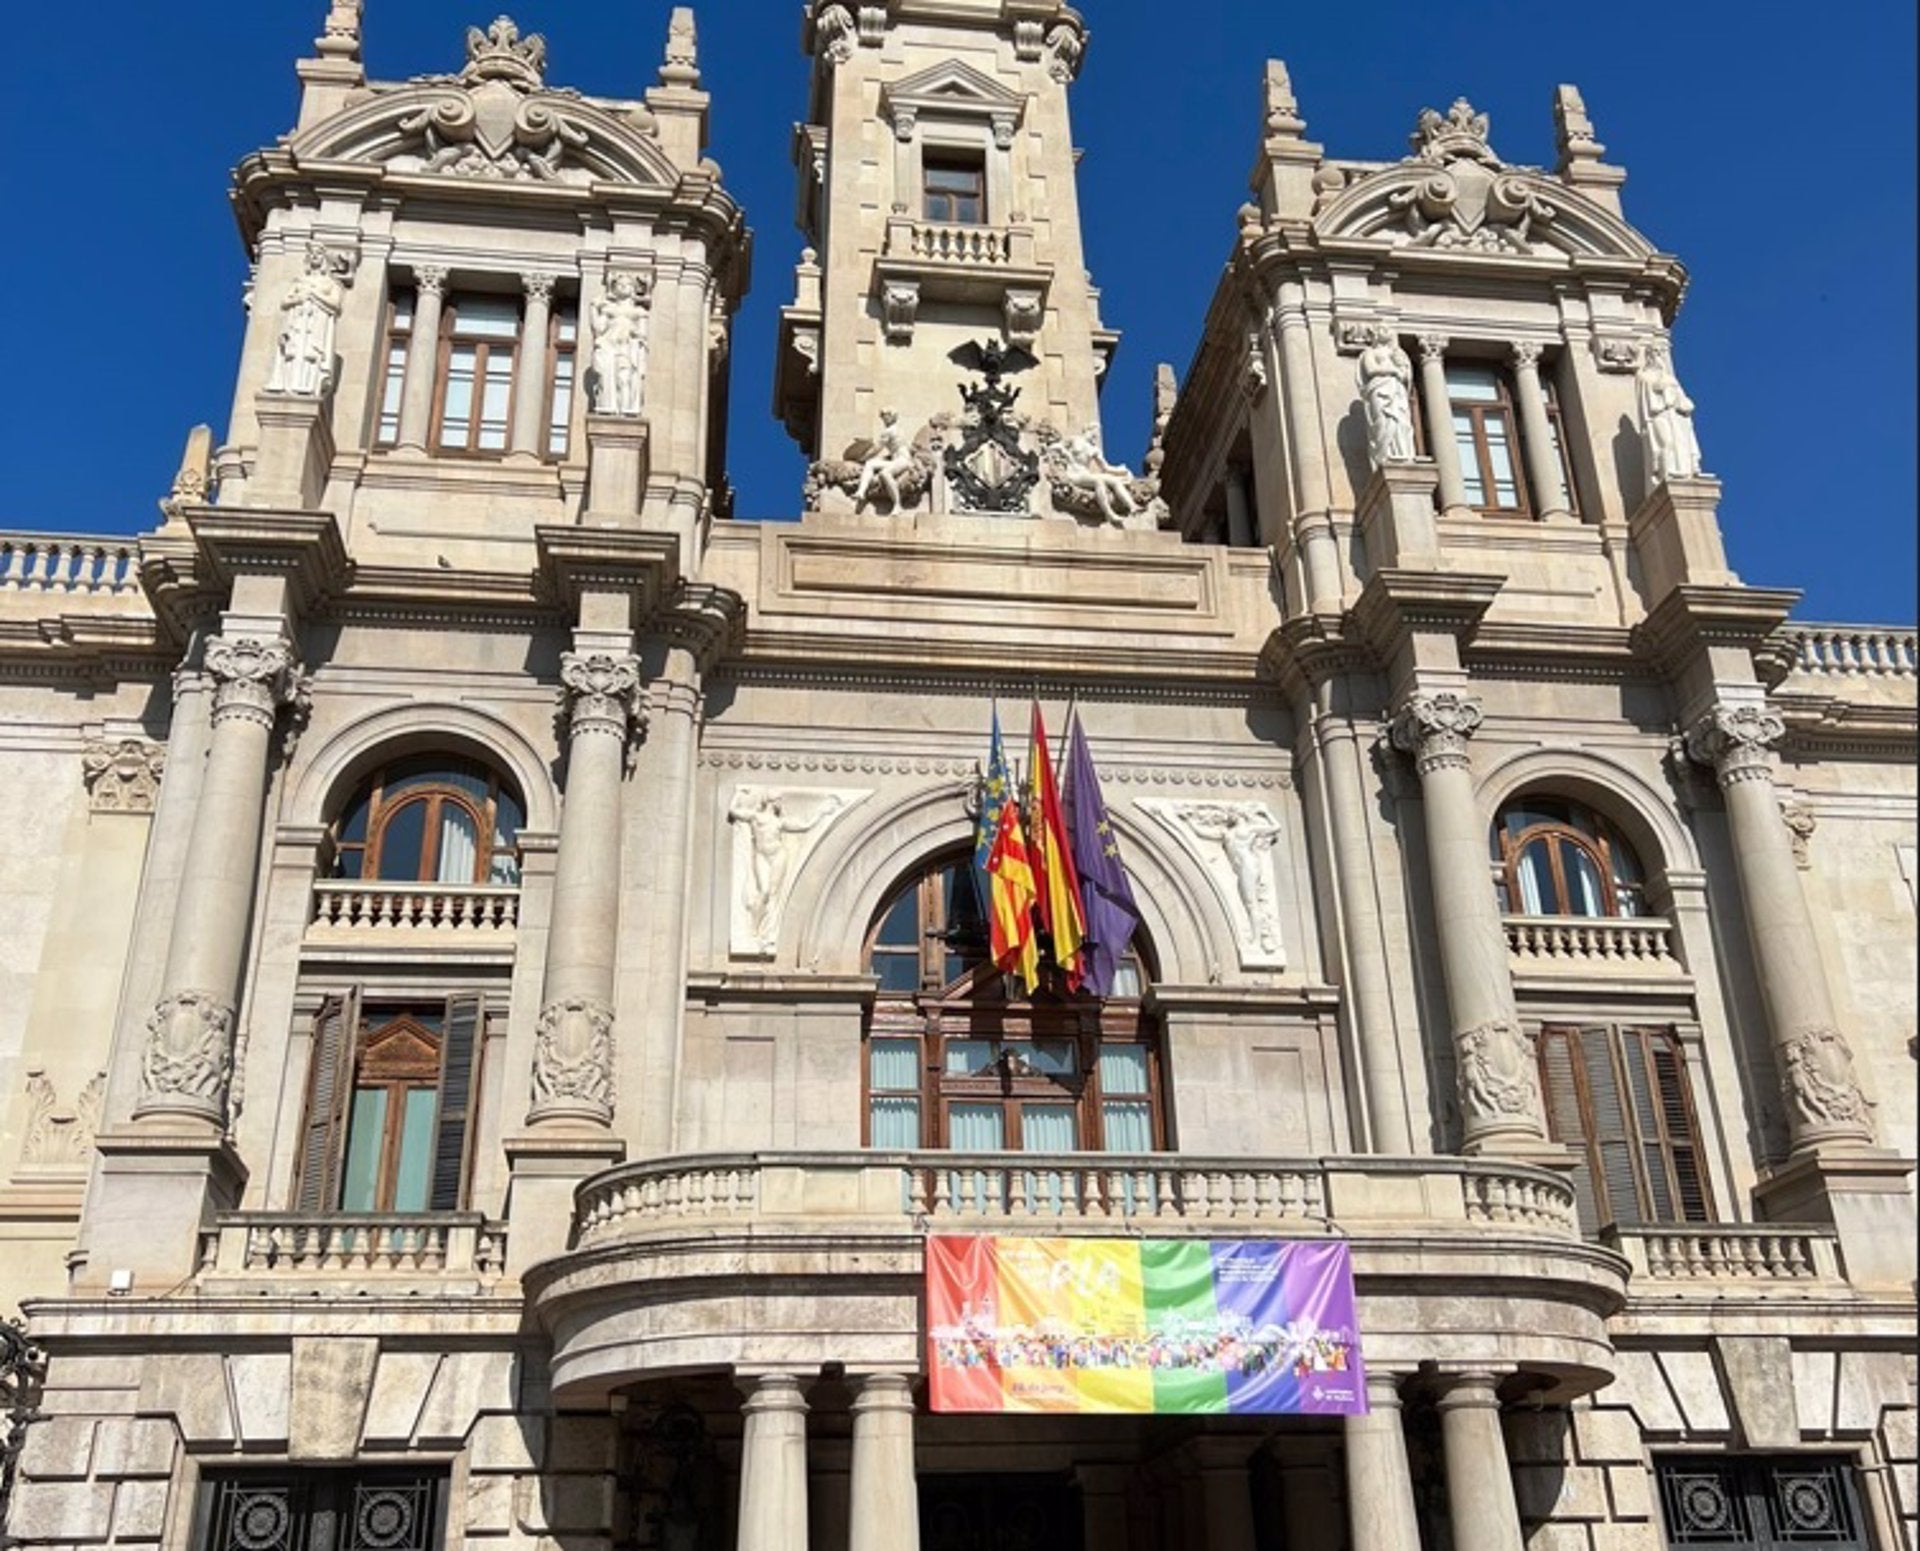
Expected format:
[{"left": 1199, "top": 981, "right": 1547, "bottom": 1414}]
[{"left": 9, "top": 1, "right": 1913, "bottom": 623}]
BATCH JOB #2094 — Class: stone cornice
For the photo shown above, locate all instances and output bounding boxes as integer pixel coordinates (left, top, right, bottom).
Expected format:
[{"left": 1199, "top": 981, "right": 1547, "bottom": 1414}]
[
  {"left": 185, "top": 508, "right": 353, "bottom": 616},
  {"left": 534, "top": 526, "right": 680, "bottom": 622},
  {"left": 1630, "top": 584, "right": 1802, "bottom": 676},
  {"left": 1350, "top": 567, "right": 1505, "bottom": 661}
]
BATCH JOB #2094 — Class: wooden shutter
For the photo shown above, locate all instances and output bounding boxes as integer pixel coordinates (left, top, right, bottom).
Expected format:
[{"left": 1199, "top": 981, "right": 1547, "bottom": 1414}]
[
  {"left": 429, "top": 994, "right": 484, "bottom": 1212},
  {"left": 1537, "top": 1025, "right": 1603, "bottom": 1233},
  {"left": 1578, "top": 1026, "right": 1643, "bottom": 1229},
  {"left": 1641, "top": 1029, "right": 1713, "bottom": 1222},
  {"left": 294, "top": 989, "right": 360, "bottom": 1212}
]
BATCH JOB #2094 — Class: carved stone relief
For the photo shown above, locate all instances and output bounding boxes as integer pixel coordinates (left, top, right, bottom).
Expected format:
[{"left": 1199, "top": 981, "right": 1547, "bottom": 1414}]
[
  {"left": 727, "top": 787, "right": 868, "bottom": 958},
  {"left": 17, "top": 1070, "right": 104, "bottom": 1172},
  {"left": 1778, "top": 798, "right": 1817, "bottom": 870},
  {"left": 587, "top": 273, "right": 651, "bottom": 417},
  {"left": 393, "top": 18, "right": 593, "bottom": 183},
  {"left": 81, "top": 738, "right": 165, "bottom": 814},
  {"left": 1780, "top": 1025, "right": 1873, "bottom": 1135},
  {"left": 530, "top": 996, "right": 615, "bottom": 1124},
  {"left": 1137, "top": 799, "right": 1288, "bottom": 970},
  {"left": 1455, "top": 1019, "right": 1539, "bottom": 1122},
  {"left": 265, "top": 244, "right": 348, "bottom": 398},
  {"left": 1384, "top": 98, "right": 1558, "bottom": 253},
  {"left": 1035, "top": 423, "right": 1166, "bottom": 529},
  {"left": 137, "top": 989, "right": 235, "bottom": 1122}
]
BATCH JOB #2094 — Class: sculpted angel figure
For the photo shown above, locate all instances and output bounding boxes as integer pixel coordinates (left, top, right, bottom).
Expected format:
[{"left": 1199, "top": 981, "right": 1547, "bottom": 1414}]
[
  {"left": 1357, "top": 332, "right": 1416, "bottom": 466},
  {"left": 1636, "top": 341, "right": 1703, "bottom": 486},
  {"left": 852, "top": 409, "right": 916, "bottom": 512},
  {"left": 729, "top": 792, "right": 847, "bottom": 945},
  {"left": 1058, "top": 423, "right": 1140, "bottom": 521},
  {"left": 590, "top": 273, "right": 651, "bottom": 416},
  {"left": 266, "top": 244, "right": 346, "bottom": 397},
  {"left": 1178, "top": 804, "right": 1284, "bottom": 954}
]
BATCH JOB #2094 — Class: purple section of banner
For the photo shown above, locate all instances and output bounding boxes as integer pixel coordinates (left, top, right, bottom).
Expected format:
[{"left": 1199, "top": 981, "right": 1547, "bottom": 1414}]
[{"left": 1210, "top": 1241, "right": 1367, "bottom": 1416}]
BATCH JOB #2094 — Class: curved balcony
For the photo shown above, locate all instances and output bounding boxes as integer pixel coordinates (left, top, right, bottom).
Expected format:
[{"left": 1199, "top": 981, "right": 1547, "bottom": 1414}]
[{"left": 530, "top": 1151, "right": 1625, "bottom": 1405}]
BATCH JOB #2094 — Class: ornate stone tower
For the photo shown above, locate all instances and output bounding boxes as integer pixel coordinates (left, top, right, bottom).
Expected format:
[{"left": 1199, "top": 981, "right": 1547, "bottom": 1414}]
[{"left": 773, "top": 0, "right": 1156, "bottom": 524}]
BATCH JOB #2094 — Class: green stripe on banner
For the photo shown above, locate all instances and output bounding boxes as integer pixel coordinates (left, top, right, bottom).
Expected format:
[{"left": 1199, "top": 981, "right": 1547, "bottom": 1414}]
[{"left": 1142, "top": 1239, "right": 1228, "bottom": 1414}]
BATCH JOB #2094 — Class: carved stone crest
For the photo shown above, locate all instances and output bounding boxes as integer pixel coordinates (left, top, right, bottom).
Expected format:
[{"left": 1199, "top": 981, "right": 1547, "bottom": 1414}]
[
  {"left": 136, "top": 990, "right": 235, "bottom": 1122},
  {"left": 530, "top": 996, "right": 615, "bottom": 1123},
  {"left": 1780, "top": 1026, "right": 1873, "bottom": 1137},
  {"left": 1456, "top": 1019, "right": 1539, "bottom": 1120},
  {"left": 81, "top": 739, "right": 165, "bottom": 814},
  {"left": 395, "top": 17, "right": 591, "bottom": 183},
  {"left": 942, "top": 340, "right": 1042, "bottom": 515},
  {"left": 1386, "top": 99, "right": 1557, "bottom": 254}
]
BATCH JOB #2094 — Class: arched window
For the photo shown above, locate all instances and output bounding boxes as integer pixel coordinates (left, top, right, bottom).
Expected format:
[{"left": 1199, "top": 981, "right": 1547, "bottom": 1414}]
[
  {"left": 862, "top": 852, "right": 1163, "bottom": 1154},
  {"left": 1491, "top": 796, "right": 1646, "bottom": 918},
  {"left": 330, "top": 753, "right": 525, "bottom": 886}
]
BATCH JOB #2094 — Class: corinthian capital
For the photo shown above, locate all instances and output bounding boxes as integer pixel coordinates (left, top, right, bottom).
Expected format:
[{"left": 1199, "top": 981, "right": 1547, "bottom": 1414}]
[
  {"left": 1684, "top": 704, "right": 1785, "bottom": 786},
  {"left": 204, "top": 635, "right": 309, "bottom": 729},
  {"left": 1389, "top": 692, "right": 1483, "bottom": 776},
  {"left": 560, "top": 651, "right": 644, "bottom": 741}
]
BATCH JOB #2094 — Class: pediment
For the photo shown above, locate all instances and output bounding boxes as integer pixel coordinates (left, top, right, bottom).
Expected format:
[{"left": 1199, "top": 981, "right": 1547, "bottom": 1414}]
[
  {"left": 881, "top": 59, "right": 1027, "bottom": 129},
  {"left": 291, "top": 83, "right": 682, "bottom": 190}
]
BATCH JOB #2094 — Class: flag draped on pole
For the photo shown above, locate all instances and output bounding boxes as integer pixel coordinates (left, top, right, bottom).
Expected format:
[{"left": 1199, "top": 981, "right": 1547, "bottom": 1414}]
[
  {"left": 986, "top": 800, "right": 1040, "bottom": 993},
  {"left": 1025, "top": 702, "right": 1086, "bottom": 984},
  {"left": 1064, "top": 714, "right": 1143, "bottom": 998},
  {"left": 972, "top": 708, "right": 1012, "bottom": 912}
]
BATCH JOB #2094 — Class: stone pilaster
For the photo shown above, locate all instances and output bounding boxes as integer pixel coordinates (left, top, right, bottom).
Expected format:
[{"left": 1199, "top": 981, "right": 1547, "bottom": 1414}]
[
  {"left": 1436, "top": 1372, "right": 1525, "bottom": 1551},
  {"left": 737, "top": 1374, "right": 810, "bottom": 1551},
  {"left": 509, "top": 272, "right": 557, "bottom": 461},
  {"left": 1416, "top": 334, "right": 1471, "bottom": 518},
  {"left": 1389, "top": 691, "right": 1545, "bottom": 1154},
  {"left": 847, "top": 1374, "right": 917, "bottom": 1551},
  {"left": 394, "top": 265, "right": 447, "bottom": 454},
  {"left": 1345, "top": 1371, "right": 1421, "bottom": 1551}
]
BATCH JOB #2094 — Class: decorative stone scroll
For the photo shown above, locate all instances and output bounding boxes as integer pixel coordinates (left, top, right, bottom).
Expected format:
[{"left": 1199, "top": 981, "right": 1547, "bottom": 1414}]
[
  {"left": 138, "top": 990, "right": 235, "bottom": 1121},
  {"left": 1683, "top": 704, "right": 1784, "bottom": 786},
  {"left": 18, "top": 1069, "right": 104, "bottom": 1171},
  {"left": 1137, "top": 799, "right": 1287, "bottom": 970},
  {"left": 81, "top": 738, "right": 165, "bottom": 814},
  {"left": 727, "top": 787, "right": 868, "bottom": 958},
  {"left": 530, "top": 996, "right": 615, "bottom": 1123},
  {"left": 1388, "top": 692, "right": 1483, "bottom": 776}
]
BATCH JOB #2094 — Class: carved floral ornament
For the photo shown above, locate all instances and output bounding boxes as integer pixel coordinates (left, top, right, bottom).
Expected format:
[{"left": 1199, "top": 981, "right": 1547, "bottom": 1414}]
[
  {"left": 530, "top": 996, "right": 615, "bottom": 1123},
  {"left": 204, "top": 636, "right": 310, "bottom": 729},
  {"left": 560, "top": 651, "right": 645, "bottom": 740},
  {"left": 1780, "top": 1025, "right": 1874, "bottom": 1138},
  {"left": 19, "top": 1069, "right": 104, "bottom": 1171},
  {"left": 1388, "top": 692, "right": 1483, "bottom": 776},
  {"left": 136, "top": 990, "right": 235, "bottom": 1123},
  {"left": 1683, "top": 704, "right": 1785, "bottom": 786},
  {"left": 81, "top": 738, "right": 165, "bottom": 814}
]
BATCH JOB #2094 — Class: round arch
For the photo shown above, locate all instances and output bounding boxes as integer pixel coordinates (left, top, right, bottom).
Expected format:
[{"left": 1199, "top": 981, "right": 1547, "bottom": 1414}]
[
  {"left": 288, "top": 700, "right": 561, "bottom": 835},
  {"left": 1473, "top": 746, "right": 1699, "bottom": 884}
]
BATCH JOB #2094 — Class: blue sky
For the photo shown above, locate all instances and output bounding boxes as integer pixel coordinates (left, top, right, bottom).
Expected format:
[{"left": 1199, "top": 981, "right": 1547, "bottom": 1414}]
[{"left": 9, "top": 1, "right": 1913, "bottom": 623}]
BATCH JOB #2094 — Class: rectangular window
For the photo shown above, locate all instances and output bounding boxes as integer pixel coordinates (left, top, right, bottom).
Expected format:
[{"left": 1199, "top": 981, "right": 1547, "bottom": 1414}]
[
  {"left": 546, "top": 303, "right": 578, "bottom": 459},
  {"left": 197, "top": 1469, "right": 447, "bottom": 1551},
  {"left": 1655, "top": 1456, "right": 1868, "bottom": 1550},
  {"left": 434, "top": 294, "right": 520, "bottom": 455},
  {"left": 868, "top": 1036, "right": 923, "bottom": 1148},
  {"left": 1444, "top": 362, "right": 1529, "bottom": 516},
  {"left": 1538, "top": 1024, "right": 1712, "bottom": 1233},
  {"left": 1543, "top": 372, "right": 1582, "bottom": 517},
  {"left": 374, "top": 290, "right": 413, "bottom": 446},
  {"left": 923, "top": 155, "right": 985, "bottom": 224},
  {"left": 294, "top": 992, "right": 485, "bottom": 1213}
]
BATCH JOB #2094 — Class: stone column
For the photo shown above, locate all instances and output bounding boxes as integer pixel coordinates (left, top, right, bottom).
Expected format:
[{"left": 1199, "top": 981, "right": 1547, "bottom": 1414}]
[
  {"left": 509, "top": 273, "right": 555, "bottom": 461},
  {"left": 1388, "top": 692, "right": 1545, "bottom": 1153},
  {"left": 394, "top": 265, "right": 447, "bottom": 453},
  {"left": 1345, "top": 1372, "right": 1422, "bottom": 1551},
  {"left": 1224, "top": 466, "right": 1255, "bottom": 549},
  {"left": 1437, "top": 1373, "right": 1525, "bottom": 1551},
  {"left": 1509, "top": 344, "right": 1572, "bottom": 522},
  {"left": 1684, "top": 705, "right": 1874, "bottom": 1152},
  {"left": 1191, "top": 1439, "right": 1259, "bottom": 1551},
  {"left": 134, "top": 632, "right": 306, "bottom": 1126},
  {"left": 1272, "top": 284, "right": 1340, "bottom": 609},
  {"left": 529, "top": 649, "right": 643, "bottom": 1127},
  {"left": 1416, "top": 335, "right": 1471, "bottom": 517},
  {"left": 737, "top": 1374, "right": 810, "bottom": 1551},
  {"left": 848, "top": 1374, "right": 918, "bottom": 1551}
]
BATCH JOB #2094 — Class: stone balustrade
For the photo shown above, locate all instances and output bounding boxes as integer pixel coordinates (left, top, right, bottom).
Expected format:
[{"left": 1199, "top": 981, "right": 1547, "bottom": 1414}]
[
  {"left": 571, "top": 1151, "right": 1582, "bottom": 1251},
  {"left": 309, "top": 880, "right": 520, "bottom": 933},
  {"left": 1605, "top": 1223, "right": 1844, "bottom": 1286},
  {"left": 899, "top": 219, "right": 1015, "bottom": 265},
  {"left": 1504, "top": 914, "right": 1679, "bottom": 971},
  {"left": 197, "top": 1212, "right": 508, "bottom": 1283},
  {"left": 0, "top": 533, "right": 141, "bottom": 595},
  {"left": 1782, "top": 623, "right": 1917, "bottom": 677}
]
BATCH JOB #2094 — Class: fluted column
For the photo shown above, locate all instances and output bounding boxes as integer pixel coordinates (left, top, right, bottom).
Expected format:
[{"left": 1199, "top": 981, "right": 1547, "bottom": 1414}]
[
  {"left": 1437, "top": 1373, "right": 1524, "bottom": 1551},
  {"left": 529, "top": 649, "right": 642, "bottom": 1126},
  {"left": 1685, "top": 705, "right": 1875, "bottom": 1152},
  {"left": 848, "top": 1374, "right": 918, "bottom": 1551},
  {"left": 1272, "top": 284, "right": 1341, "bottom": 609},
  {"left": 135, "top": 633, "right": 307, "bottom": 1125},
  {"left": 1388, "top": 693, "right": 1545, "bottom": 1153},
  {"left": 1345, "top": 1371, "right": 1422, "bottom": 1551},
  {"left": 1509, "top": 343, "right": 1571, "bottom": 522},
  {"left": 738, "top": 1374, "right": 810, "bottom": 1551},
  {"left": 394, "top": 265, "right": 447, "bottom": 453},
  {"left": 509, "top": 273, "right": 555, "bottom": 461},
  {"left": 1416, "top": 335, "right": 1471, "bottom": 517}
]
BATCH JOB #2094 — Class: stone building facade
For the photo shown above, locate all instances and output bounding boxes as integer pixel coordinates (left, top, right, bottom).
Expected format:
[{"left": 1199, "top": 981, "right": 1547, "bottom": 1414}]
[{"left": 0, "top": 4, "right": 1914, "bottom": 1550}]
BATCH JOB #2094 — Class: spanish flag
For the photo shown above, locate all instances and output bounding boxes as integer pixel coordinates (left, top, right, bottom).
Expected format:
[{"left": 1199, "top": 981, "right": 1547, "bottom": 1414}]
[
  {"left": 986, "top": 798, "right": 1041, "bottom": 994},
  {"left": 1026, "top": 702, "right": 1087, "bottom": 984}
]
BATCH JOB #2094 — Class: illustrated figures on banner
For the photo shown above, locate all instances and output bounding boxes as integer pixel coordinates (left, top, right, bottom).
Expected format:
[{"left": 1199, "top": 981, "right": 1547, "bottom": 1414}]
[
  {"left": 266, "top": 243, "right": 347, "bottom": 397},
  {"left": 589, "top": 273, "right": 651, "bottom": 416}
]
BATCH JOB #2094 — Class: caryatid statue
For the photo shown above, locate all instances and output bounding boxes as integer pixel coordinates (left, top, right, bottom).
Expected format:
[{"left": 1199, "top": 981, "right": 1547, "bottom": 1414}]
[
  {"left": 589, "top": 272, "right": 652, "bottom": 416},
  {"left": 1637, "top": 340, "right": 1703, "bottom": 486},
  {"left": 1357, "top": 330, "right": 1417, "bottom": 467},
  {"left": 266, "top": 244, "right": 346, "bottom": 397}
]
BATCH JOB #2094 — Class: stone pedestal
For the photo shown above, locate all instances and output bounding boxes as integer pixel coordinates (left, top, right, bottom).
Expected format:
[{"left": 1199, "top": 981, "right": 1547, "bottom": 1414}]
[
  {"left": 251, "top": 391, "right": 335, "bottom": 511},
  {"left": 583, "top": 414, "right": 652, "bottom": 526},
  {"left": 847, "top": 1374, "right": 918, "bottom": 1551},
  {"left": 1437, "top": 1373, "right": 1524, "bottom": 1551},
  {"left": 1358, "top": 461, "right": 1442, "bottom": 571},
  {"left": 1345, "top": 1373, "right": 1422, "bottom": 1551},
  {"left": 738, "top": 1374, "right": 810, "bottom": 1551},
  {"left": 1755, "top": 1151, "right": 1917, "bottom": 1289},
  {"left": 1629, "top": 477, "right": 1737, "bottom": 596},
  {"left": 73, "top": 1131, "right": 245, "bottom": 1292},
  {"left": 501, "top": 1133, "right": 625, "bottom": 1276}
]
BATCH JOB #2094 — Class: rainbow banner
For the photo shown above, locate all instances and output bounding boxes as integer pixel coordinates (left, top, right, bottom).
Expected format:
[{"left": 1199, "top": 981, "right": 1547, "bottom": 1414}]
[{"left": 926, "top": 1236, "right": 1367, "bottom": 1415}]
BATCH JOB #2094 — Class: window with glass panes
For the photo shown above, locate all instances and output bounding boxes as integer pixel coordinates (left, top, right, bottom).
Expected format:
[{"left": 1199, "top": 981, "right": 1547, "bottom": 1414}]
[
  {"left": 923, "top": 155, "right": 985, "bottom": 223},
  {"left": 1490, "top": 796, "right": 1645, "bottom": 918},
  {"left": 1444, "top": 362, "right": 1528, "bottom": 515},
  {"left": 374, "top": 290, "right": 413, "bottom": 446},
  {"left": 434, "top": 294, "right": 520, "bottom": 454},
  {"left": 546, "top": 302, "right": 578, "bottom": 458},
  {"left": 863, "top": 853, "right": 1163, "bottom": 1152},
  {"left": 329, "top": 754, "right": 525, "bottom": 887},
  {"left": 1538, "top": 1023, "right": 1712, "bottom": 1234},
  {"left": 1542, "top": 371, "right": 1582, "bottom": 516}
]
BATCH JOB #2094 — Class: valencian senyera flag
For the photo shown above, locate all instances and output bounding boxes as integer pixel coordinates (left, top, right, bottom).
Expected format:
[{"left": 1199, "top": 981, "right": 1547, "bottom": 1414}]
[
  {"left": 985, "top": 798, "right": 1041, "bottom": 993},
  {"left": 927, "top": 1236, "right": 1367, "bottom": 1416},
  {"left": 1025, "top": 703, "right": 1086, "bottom": 984},
  {"left": 971, "top": 707, "right": 1013, "bottom": 913},
  {"left": 1063, "top": 714, "right": 1142, "bottom": 998}
]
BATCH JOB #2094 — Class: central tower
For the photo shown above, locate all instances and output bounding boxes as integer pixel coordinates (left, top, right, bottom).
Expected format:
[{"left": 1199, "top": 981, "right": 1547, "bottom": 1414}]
[{"left": 775, "top": 1, "right": 1150, "bottom": 523}]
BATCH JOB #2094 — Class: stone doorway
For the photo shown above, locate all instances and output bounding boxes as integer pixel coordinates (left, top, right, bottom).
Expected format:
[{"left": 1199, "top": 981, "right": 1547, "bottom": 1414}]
[{"left": 920, "top": 1470, "right": 1085, "bottom": 1551}]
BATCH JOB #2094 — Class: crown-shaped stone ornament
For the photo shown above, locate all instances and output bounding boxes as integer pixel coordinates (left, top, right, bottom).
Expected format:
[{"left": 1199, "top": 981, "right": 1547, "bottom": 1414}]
[
  {"left": 462, "top": 15, "right": 547, "bottom": 90},
  {"left": 1412, "top": 97, "right": 1498, "bottom": 164}
]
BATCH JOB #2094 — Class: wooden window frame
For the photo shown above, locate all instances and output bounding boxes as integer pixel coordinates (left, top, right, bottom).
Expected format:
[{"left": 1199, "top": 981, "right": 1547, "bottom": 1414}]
[
  {"left": 373, "top": 289, "right": 414, "bottom": 449},
  {"left": 1538, "top": 1022, "right": 1713, "bottom": 1231},
  {"left": 348, "top": 1011, "right": 444, "bottom": 1213},
  {"left": 330, "top": 759, "right": 521, "bottom": 886},
  {"left": 922, "top": 154, "right": 987, "bottom": 225},
  {"left": 1413, "top": 360, "right": 1532, "bottom": 518},
  {"left": 429, "top": 294, "right": 521, "bottom": 458},
  {"left": 860, "top": 855, "right": 1165, "bottom": 1153},
  {"left": 1492, "top": 798, "right": 1644, "bottom": 918},
  {"left": 1542, "top": 370, "right": 1583, "bottom": 519},
  {"left": 542, "top": 300, "right": 579, "bottom": 461}
]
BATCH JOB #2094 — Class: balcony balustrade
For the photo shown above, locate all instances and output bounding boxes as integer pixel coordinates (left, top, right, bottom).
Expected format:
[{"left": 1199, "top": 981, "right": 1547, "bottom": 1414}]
[
  {"left": 883, "top": 217, "right": 1029, "bottom": 268},
  {"left": 197, "top": 1212, "right": 508, "bottom": 1287},
  {"left": 1604, "top": 1224, "right": 1844, "bottom": 1288},
  {"left": 1781, "top": 623, "right": 1917, "bottom": 678},
  {"left": 309, "top": 880, "right": 519, "bottom": 936},
  {"left": 1503, "top": 914, "right": 1680, "bottom": 973},
  {"left": 0, "top": 534, "right": 141, "bottom": 596}
]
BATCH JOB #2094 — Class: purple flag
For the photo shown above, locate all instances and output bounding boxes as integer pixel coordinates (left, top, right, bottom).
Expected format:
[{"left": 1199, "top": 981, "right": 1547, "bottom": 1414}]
[{"left": 1064, "top": 715, "right": 1142, "bottom": 998}]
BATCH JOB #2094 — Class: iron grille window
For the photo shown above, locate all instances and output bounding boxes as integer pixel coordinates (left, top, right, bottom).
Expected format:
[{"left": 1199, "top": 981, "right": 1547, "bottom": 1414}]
[
  {"left": 1657, "top": 1456, "right": 1867, "bottom": 1550},
  {"left": 198, "top": 1469, "right": 446, "bottom": 1551}
]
